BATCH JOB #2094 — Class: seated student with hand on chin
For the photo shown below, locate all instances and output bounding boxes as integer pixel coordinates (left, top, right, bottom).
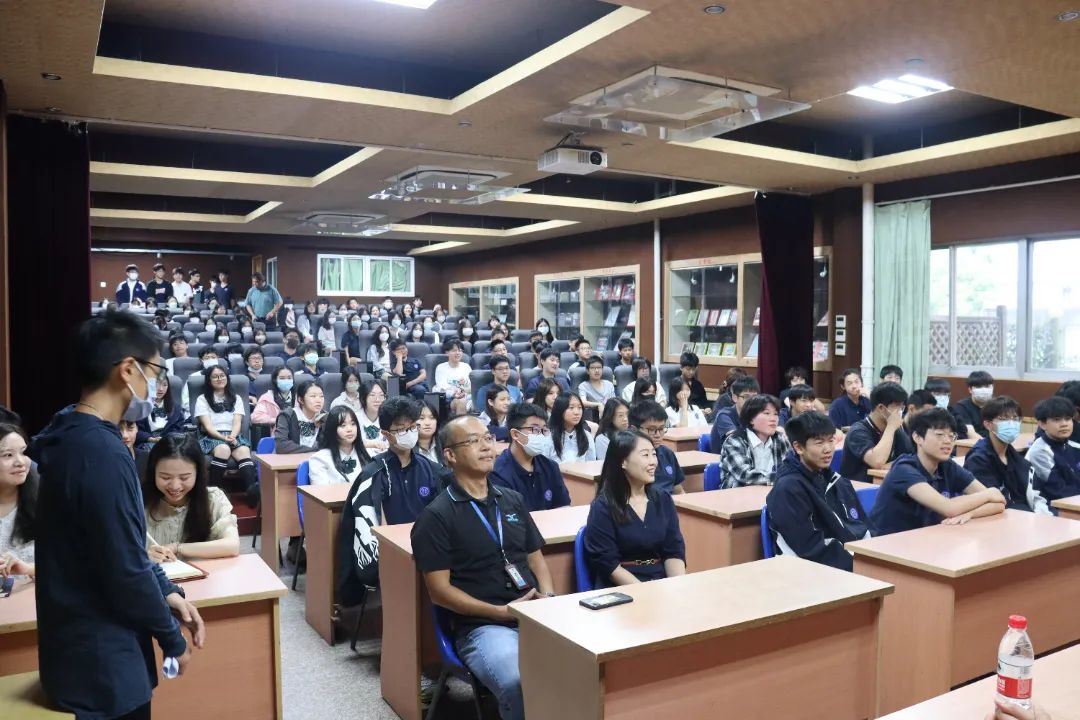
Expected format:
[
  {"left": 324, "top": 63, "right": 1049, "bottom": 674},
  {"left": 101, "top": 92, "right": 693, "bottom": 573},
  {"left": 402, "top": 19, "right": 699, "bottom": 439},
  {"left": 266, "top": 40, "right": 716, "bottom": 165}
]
[
  {"left": 491, "top": 402, "right": 571, "bottom": 511},
  {"left": 720, "top": 394, "right": 793, "bottom": 488},
  {"left": 666, "top": 377, "right": 708, "bottom": 428},
  {"left": 386, "top": 338, "right": 429, "bottom": 399},
  {"left": 828, "top": 368, "right": 872, "bottom": 429},
  {"left": 1026, "top": 396, "right": 1080, "bottom": 502},
  {"left": 838, "top": 382, "right": 914, "bottom": 483},
  {"left": 710, "top": 375, "right": 760, "bottom": 446},
  {"left": 964, "top": 396, "right": 1050, "bottom": 513},
  {"left": 584, "top": 429, "right": 686, "bottom": 587},
  {"left": 368, "top": 397, "right": 448, "bottom": 525},
  {"left": 766, "top": 412, "right": 872, "bottom": 571},
  {"left": 411, "top": 416, "right": 555, "bottom": 720},
  {"left": 871, "top": 408, "right": 1006, "bottom": 535},
  {"left": 143, "top": 434, "right": 240, "bottom": 563},
  {"left": 630, "top": 400, "right": 685, "bottom": 494},
  {"left": 678, "top": 352, "right": 712, "bottom": 418}
]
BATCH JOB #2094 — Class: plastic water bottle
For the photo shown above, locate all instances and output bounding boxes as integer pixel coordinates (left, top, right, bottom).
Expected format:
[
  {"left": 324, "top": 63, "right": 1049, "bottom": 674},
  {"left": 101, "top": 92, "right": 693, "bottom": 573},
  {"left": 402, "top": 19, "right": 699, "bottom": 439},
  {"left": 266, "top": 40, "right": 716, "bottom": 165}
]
[{"left": 995, "top": 615, "right": 1034, "bottom": 709}]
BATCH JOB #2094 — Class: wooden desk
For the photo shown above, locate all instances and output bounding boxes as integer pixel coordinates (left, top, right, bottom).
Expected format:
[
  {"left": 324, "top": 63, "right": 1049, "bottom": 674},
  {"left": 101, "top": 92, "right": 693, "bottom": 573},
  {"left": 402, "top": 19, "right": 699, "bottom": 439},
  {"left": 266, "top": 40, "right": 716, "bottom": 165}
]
[
  {"left": 1052, "top": 494, "right": 1080, "bottom": 521},
  {"left": 848, "top": 510, "right": 1080, "bottom": 714},
  {"left": 511, "top": 557, "right": 893, "bottom": 720},
  {"left": 0, "top": 555, "right": 287, "bottom": 719},
  {"left": 257, "top": 452, "right": 313, "bottom": 573},
  {"left": 868, "top": 457, "right": 963, "bottom": 484},
  {"left": 0, "top": 672, "right": 72, "bottom": 718},
  {"left": 661, "top": 425, "right": 709, "bottom": 453},
  {"left": 299, "top": 482, "right": 351, "bottom": 644},
  {"left": 373, "top": 504, "right": 590, "bottom": 720},
  {"left": 673, "top": 482, "right": 874, "bottom": 572},
  {"left": 879, "top": 643, "right": 1080, "bottom": 719},
  {"left": 561, "top": 450, "right": 721, "bottom": 505}
]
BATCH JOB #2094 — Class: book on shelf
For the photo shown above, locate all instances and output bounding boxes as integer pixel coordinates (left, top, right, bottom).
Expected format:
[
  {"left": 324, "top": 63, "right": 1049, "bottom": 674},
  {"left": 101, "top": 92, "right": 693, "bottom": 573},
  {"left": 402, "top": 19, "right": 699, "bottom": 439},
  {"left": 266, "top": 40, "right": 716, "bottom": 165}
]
[
  {"left": 693, "top": 342, "right": 707, "bottom": 355},
  {"left": 686, "top": 309, "right": 700, "bottom": 326},
  {"left": 707, "top": 309, "right": 721, "bottom": 326},
  {"left": 595, "top": 281, "right": 610, "bottom": 301},
  {"left": 596, "top": 336, "right": 609, "bottom": 352},
  {"left": 718, "top": 309, "right": 731, "bottom": 326},
  {"left": 817, "top": 312, "right": 829, "bottom": 327},
  {"left": 728, "top": 309, "right": 739, "bottom": 326},
  {"left": 697, "top": 308, "right": 709, "bottom": 327},
  {"left": 623, "top": 282, "right": 635, "bottom": 301},
  {"left": 720, "top": 342, "right": 737, "bottom": 358},
  {"left": 813, "top": 341, "right": 829, "bottom": 362},
  {"left": 672, "top": 308, "right": 688, "bottom": 327},
  {"left": 604, "top": 306, "right": 621, "bottom": 327},
  {"left": 746, "top": 334, "right": 759, "bottom": 358},
  {"left": 752, "top": 307, "right": 760, "bottom": 327},
  {"left": 681, "top": 342, "right": 694, "bottom": 353},
  {"left": 626, "top": 308, "right": 636, "bottom": 328},
  {"left": 705, "top": 342, "right": 722, "bottom": 356},
  {"left": 611, "top": 280, "right": 624, "bottom": 300}
]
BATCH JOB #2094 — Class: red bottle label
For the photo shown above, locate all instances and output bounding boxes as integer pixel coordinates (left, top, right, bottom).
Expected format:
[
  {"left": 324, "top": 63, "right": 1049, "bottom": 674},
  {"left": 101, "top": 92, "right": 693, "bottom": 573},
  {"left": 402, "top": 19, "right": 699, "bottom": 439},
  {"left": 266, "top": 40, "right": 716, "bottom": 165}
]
[{"left": 997, "top": 674, "right": 1032, "bottom": 700}]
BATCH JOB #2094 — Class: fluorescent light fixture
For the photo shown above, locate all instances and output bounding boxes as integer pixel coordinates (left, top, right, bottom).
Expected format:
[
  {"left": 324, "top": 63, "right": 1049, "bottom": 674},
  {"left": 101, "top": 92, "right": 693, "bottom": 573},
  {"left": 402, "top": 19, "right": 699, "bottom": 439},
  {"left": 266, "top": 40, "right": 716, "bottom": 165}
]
[
  {"left": 371, "top": 0, "right": 439, "bottom": 8},
  {"left": 409, "top": 241, "right": 470, "bottom": 255},
  {"left": 369, "top": 168, "right": 529, "bottom": 205},
  {"left": 848, "top": 74, "right": 953, "bottom": 104}
]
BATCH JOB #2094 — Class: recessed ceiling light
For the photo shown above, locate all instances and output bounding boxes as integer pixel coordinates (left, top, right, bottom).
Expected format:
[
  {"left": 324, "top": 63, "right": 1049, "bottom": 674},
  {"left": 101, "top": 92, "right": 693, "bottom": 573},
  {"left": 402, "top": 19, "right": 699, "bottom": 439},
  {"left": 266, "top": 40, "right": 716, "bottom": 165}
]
[
  {"left": 41, "top": 72, "right": 62, "bottom": 81},
  {"left": 703, "top": 5, "right": 726, "bottom": 14},
  {"left": 1057, "top": 9, "right": 1079, "bottom": 21},
  {"left": 371, "top": 0, "right": 439, "bottom": 8},
  {"left": 457, "top": 121, "right": 472, "bottom": 128},
  {"left": 847, "top": 73, "right": 952, "bottom": 104}
]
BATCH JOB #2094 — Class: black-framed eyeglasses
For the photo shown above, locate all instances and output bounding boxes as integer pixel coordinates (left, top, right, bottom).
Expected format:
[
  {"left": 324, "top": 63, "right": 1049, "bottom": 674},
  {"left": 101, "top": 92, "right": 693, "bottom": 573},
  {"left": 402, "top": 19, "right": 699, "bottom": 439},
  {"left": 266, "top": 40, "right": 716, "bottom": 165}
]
[
  {"left": 118, "top": 357, "right": 167, "bottom": 381},
  {"left": 516, "top": 426, "right": 550, "bottom": 436},
  {"left": 637, "top": 425, "right": 666, "bottom": 438},
  {"left": 446, "top": 433, "right": 496, "bottom": 449}
]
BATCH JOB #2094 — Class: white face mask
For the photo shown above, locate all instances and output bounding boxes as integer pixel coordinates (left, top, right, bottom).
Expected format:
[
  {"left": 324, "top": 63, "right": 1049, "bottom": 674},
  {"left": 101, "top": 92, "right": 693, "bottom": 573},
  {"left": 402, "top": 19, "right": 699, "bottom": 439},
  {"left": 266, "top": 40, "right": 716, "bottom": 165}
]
[
  {"left": 127, "top": 272, "right": 139, "bottom": 281},
  {"left": 423, "top": 320, "right": 433, "bottom": 329},
  {"left": 973, "top": 386, "right": 994, "bottom": 402},
  {"left": 537, "top": 325, "right": 549, "bottom": 334},
  {"left": 517, "top": 430, "right": 553, "bottom": 458},
  {"left": 379, "top": 332, "right": 389, "bottom": 342},
  {"left": 394, "top": 428, "right": 419, "bottom": 450},
  {"left": 462, "top": 327, "right": 473, "bottom": 337},
  {"left": 934, "top": 394, "right": 950, "bottom": 409},
  {"left": 202, "top": 359, "right": 218, "bottom": 369},
  {"left": 383, "top": 301, "right": 393, "bottom": 309},
  {"left": 391, "top": 318, "right": 401, "bottom": 328},
  {"left": 413, "top": 328, "right": 423, "bottom": 338},
  {"left": 346, "top": 381, "right": 360, "bottom": 394}
]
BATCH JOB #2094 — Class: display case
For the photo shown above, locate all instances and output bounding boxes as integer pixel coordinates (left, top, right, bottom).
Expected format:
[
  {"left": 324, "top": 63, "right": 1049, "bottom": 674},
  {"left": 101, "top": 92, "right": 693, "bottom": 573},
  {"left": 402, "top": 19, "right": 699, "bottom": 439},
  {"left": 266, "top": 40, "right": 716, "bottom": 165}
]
[
  {"left": 664, "top": 249, "right": 832, "bottom": 369},
  {"left": 448, "top": 277, "right": 518, "bottom": 328},
  {"left": 534, "top": 265, "right": 639, "bottom": 351}
]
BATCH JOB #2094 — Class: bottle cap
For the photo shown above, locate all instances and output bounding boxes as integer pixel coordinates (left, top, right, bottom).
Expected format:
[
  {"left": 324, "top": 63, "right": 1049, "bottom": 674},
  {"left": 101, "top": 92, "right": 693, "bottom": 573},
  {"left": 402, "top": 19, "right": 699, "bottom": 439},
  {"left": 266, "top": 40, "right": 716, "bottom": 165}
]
[{"left": 1008, "top": 614, "right": 1028, "bottom": 630}]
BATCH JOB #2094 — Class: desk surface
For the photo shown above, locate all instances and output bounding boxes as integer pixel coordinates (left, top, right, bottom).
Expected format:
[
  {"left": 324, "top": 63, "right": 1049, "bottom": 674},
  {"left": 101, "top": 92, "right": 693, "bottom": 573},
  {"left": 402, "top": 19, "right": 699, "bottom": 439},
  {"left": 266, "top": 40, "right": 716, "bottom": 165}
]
[
  {"left": 1052, "top": 493, "right": 1080, "bottom": 514},
  {"left": 256, "top": 452, "right": 314, "bottom": 470},
  {"left": 0, "top": 555, "right": 286, "bottom": 635},
  {"left": 563, "top": 450, "right": 721, "bottom": 481},
  {"left": 878, "top": 643, "right": 1080, "bottom": 719},
  {"left": 509, "top": 556, "right": 892, "bottom": 662},
  {"left": 672, "top": 481, "right": 874, "bottom": 521},
  {"left": 848, "top": 509, "right": 1080, "bottom": 578},
  {"left": 299, "top": 482, "right": 351, "bottom": 510},
  {"left": 662, "top": 425, "right": 710, "bottom": 441}
]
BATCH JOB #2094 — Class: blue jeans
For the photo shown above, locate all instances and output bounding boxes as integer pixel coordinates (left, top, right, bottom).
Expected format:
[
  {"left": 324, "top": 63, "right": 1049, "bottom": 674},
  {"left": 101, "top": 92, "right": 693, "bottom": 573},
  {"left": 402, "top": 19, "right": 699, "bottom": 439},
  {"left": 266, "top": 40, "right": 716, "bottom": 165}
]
[{"left": 455, "top": 624, "right": 524, "bottom": 720}]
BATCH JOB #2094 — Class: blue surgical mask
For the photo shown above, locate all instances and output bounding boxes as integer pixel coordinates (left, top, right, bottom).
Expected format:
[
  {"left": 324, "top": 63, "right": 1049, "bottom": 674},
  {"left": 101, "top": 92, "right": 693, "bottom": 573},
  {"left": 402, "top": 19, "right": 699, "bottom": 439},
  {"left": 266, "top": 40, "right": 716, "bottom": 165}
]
[
  {"left": 423, "top": 320, "right": 433, "bottom": 329},
  {"left": 122, "top": 362, "right": 156, "bottom": 422},
  {"left": 994, "top": 419, "right": 1022, "bottom": 444},
  {"left": 361, "top": 314, "right": 370, "bottom": 322},
  {"left": 277, "top": 378, "right": 294, "bottom": 392},
  {"left": 350, "top": 320, "right": 361, "bottom": 329},
  {"left": 391, "top": 318, "right": 401, "bottom": 328},
  {"left": 247, "top": 365, "right": 260, "bottom": 375},
  {"left": 304, "top": 352, "right": 319, "bottom": 365}
]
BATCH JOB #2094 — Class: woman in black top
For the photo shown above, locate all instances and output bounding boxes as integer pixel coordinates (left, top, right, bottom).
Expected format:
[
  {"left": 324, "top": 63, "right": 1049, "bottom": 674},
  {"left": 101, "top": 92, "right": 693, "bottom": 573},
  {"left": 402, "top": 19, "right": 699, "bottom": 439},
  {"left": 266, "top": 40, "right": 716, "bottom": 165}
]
[{"left": 584, "top": 430, "right": 686, "bottom": 587}]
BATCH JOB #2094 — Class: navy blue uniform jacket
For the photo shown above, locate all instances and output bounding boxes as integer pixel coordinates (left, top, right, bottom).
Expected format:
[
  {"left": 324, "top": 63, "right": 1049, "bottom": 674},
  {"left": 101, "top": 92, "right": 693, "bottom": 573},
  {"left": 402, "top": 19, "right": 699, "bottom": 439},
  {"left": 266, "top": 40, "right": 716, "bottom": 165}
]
[{"left": 489, "top": 448, "right": 571, "bottom": 511}]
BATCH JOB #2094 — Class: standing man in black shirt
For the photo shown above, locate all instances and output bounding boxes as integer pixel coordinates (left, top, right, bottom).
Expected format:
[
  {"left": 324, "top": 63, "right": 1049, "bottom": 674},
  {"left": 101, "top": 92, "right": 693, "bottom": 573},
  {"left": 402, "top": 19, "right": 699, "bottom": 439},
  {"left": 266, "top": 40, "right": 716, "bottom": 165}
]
[
  {"left": 31, "top": 310, "right": 205, "bottom": 719},
  {"left": 144, "top": 262, "right": 174, "bottom": 306},
  {"left": 411, "top": 415, "right": 555, "bottom": 720}
]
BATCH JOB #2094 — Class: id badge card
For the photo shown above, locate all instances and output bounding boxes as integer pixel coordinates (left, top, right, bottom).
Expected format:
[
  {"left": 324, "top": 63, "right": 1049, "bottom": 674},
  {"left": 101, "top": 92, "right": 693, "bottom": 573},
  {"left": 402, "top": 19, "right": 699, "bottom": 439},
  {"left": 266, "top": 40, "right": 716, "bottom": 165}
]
[{"left": 504, "top": 562, "right": 530, "bottom": 591}]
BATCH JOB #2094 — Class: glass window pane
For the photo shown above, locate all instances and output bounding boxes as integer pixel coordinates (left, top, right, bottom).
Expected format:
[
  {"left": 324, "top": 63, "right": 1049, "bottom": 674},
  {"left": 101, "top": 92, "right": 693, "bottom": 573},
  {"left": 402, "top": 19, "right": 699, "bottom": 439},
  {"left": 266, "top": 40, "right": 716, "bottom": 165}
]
[
  {"left": 812, "top": 256, "right": 830, "bottom": 364},
  {"left": 342, "top": 258, "right": 365, "bottom": 292},
  {"left": 1031, "top": 238, "right": 1080, "bottom": 371},
  {"left": 391, "top": 259, "right": 411, "bottom": 293},
  {"left": 953, "top": 242, "right": 1017, "bottom": 367},
  {"left": 369, "top": 259, "right": 390, "bottom": 293},
  {"left": 265, "top": 258, "right": 278, "bottom": 289},
  {"left": 318, "top": 257, "right": 341, "bottom": 293},
  {"left": 928, "top": 248, "right": 951, "bottom": 366}
]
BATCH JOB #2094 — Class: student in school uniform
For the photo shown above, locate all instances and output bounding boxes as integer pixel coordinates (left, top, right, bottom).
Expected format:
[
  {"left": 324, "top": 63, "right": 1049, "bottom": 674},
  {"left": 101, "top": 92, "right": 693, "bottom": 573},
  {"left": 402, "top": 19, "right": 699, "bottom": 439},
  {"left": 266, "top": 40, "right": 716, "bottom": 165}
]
[
  {"left": 594, "top": 398, "right": 630, "bottom": 463},
  {"left": 838, "top": 382, "right": 914, "bottom": 483},
  {"left": 411, "top": 416, "right": 556, "bottom": 720},
  {"left": 367, "top": 397, "right": 448, "bottom": 524},
  {"left": 307, "top": 406, "right": 371, "bottom": 487},
  {"left": 170, "top": 267, "right": 193, "bottom": 307},
  {"left": 964, "top": 396, "right": 1051, "bottom": 514},
  {"left": 252, "top": 367, "right": 294, "bottom": 426},
  {"left": 584, "top": 429, "right": 686, "bottom": 587},
  {"left": 1027, "top": 396, "right": 1080, "bottom": 502},
  {"left": 143, "top": 434, "right": 240, "bottom": 562},
  {"left": 164, "top": 333, "right": 189, "bottom": 375},
  {"left": 115, "top": 263, "right": 149, "bottom": 305},
  {"left": 193, "top": 365, "right": 256, "bottom": 500},
  {"left": 766, "top": 412, "right": 872, "bottom": 571},
  {"left": 779, "top": 384, "right": 817, "bottom": 427},
  {"left": 341, "top": 313, "right": 363, "bottom": 367},
  {"left": 615, "top": 337, "right": 636, "bottom": 368},
  {"left": 548, "top": 392, "right": 596, "bottom": 464},
  {"left": 828, "top": 368, "right": 872, "bottom": 429},
  {"left": 297, "top": 343, "right": 326, "bottom": 378},
  {"left": 434, "top": 338, "right": 473, "bottom": 417},
  {"left": 144, "top": 263, "right": 173, "bottom": 306},
  {"left": 355, "top": 378, "right": 390, "bottom": 455},
  {"left": 415, "top": 403, "right": 443, "bottom": 467},
  {"left": 720, "top": 394, "right": 792, "bottom": 488},
  {"left": 491, "top": 402, "right": 571, "bottom": 511},
  {"left": 135, "top": 374, "right": 185, "bottom": 451},
  {"left": 902, "top": 389, "right": 938, "bottom": 442},
  {"left": 278, "top": 328, "right": 303, "bottom": 365},
  {"left": 274, "top": 379, "right": 326, "bottom": 454},
  {"left": 879, "top": 364, "right": 904, "bottom": 385},
  {"left": 485, "top": 339, "right": 518, "bottom": 370},
  {"left": 1054, "top": 380, "right": 1080, "bottom": 443},
  {"left": 924, "top": 377, "right": 953, "bottom": 411},
  {"left": 778, "top": 365, "right": 810, "bottom": 406},
  {"left": 620, "top": 358, "right": 667, "bottom": 406},
  {"left": 479, "top": 385, "right": 512, "bottom": 442},
  {"left": 578, "top": 355, "right": 616, "bottom": 414},
  {"left": 477, "top": 356, "right": 523, "bottom": 410},
  {"left": 710, "top": 375, "right": 760, "bottom": 449},
  {"left": 678, "top": 352, "right": 712, "bottom": 418},
  {"left": 629, "top": 400, "right": 685, "bottom": 494},
  {"left": 386, "top": 338, "right": 429, "bottom": 398},
  {"left": 714, "top": 367, "right": 748, "bottom": 412},
  {"left": 525, "top": 348, "right": 570, "bottom": 398},
  {"left": 0, "top": 422, "right": 37, "bottom": 580},
  {"left": 563, "top": 338, "right": 592, "bottom": 374},
  {"left": 870, "top": 408, "right": 1006, "bottom": 536},
  {"left": 950, "top": 370, "right": 995, "bottom": 440},
  {"left": 212, "top": 269, "right": 235, "bottom": 310},
  {"left": 666, "top": 377, "right": 708, "bottom": 427}
]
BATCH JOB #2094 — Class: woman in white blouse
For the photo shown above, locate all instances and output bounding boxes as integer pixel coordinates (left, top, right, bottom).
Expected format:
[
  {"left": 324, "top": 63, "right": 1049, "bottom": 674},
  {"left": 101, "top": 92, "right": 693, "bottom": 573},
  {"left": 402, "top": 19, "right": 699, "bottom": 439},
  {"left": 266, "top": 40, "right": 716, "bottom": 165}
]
[
  {"left": 330, "top": 367, "right": 364, "bottom": 414},
  {"left": 357, "top": 378, "right": 389, "bottom": 454},
  {"left": 547, "top": 392, "right": 596, "bottom": 464},
  {"left": 665, "top": 377, "right": 708, "bottom": 428},
  {"left": 194, "top": 366, "right": 256, "bottom": 494},
  {"left": 367, "top": 324, "right": 392, "bottom": 378},
  {"left": 0, "top": 424, "right": 36, "bottom": 580},
  {"left": 143, "top": 434, "right": 239, "bottom": 562},
  {"left": 307, "top": 406, "right": 372, "bottom": 485}
]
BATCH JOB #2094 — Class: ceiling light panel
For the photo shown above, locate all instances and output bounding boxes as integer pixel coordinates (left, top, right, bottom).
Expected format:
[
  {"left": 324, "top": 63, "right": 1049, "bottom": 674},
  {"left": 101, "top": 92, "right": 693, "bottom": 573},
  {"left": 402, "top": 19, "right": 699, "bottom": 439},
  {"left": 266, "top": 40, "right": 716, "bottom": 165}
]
[
  {"left": 847, "top": 74, "right": 953, "bottom": 104},
  {"left": 299, "top": 213, "right": 391, "bottom": 236},
  {"left": 371, "top": 0, "right": 439, "bottom": 9},
  {"left": 369, "top": 167, "right": 529, "bottom": 205}
]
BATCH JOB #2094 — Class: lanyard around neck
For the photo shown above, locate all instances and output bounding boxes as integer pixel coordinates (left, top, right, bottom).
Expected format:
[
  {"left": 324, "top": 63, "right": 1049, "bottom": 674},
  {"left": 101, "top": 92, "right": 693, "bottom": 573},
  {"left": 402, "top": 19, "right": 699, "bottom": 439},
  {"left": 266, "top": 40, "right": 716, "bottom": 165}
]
[{"left": 468, "top": 500, "right": 505, "bottom": 556}]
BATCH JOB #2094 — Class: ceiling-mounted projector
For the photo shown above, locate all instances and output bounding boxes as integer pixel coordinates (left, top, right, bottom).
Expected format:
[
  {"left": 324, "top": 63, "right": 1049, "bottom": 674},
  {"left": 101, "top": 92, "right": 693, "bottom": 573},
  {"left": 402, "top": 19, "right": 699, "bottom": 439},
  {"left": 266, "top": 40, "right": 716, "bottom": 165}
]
[{"left": 537, "top": 145, "right": 607, "bottom": 175}]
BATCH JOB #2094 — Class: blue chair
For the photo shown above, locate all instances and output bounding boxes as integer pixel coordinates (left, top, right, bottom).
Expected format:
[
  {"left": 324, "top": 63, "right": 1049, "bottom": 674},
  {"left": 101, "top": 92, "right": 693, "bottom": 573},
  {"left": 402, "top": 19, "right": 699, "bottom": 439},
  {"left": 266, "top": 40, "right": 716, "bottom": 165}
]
[
  {"left": 291, "top": 460, "right": 310, "bottom": 591},
  {"left": 760, "top": 505, "right": 775, "bottom": 559},
  {"left": 574, "top": 526, "right": 592, "bottom": 592},
  {"left": 830, "top": 446, "right": 844, "bottom": 473},
  {"left": 250, "top": 436, "right": 276, "bottom": 550},
  {"left": 697, "top": 433, "right": 711, "bottom": 452},
  {"left": 427, "top": 606, "right": 487, "bottom": 720},
  {"left": 856, "top": 486, "right": 879, "bottom": 515},
  {"left": 703, "top": 463, "right": 722, "bottom": 491}
]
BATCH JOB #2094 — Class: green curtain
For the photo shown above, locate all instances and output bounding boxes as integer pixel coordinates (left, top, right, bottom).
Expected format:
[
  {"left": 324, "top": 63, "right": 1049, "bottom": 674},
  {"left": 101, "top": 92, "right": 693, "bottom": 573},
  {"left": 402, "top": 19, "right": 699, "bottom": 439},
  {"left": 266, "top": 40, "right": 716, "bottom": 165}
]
[
  {"left": 343, "top": 258, "right": 365, "bottom": 292},
  {"left": 874, "top": 200, "right": 931, "bottom": 389},
  {"left": 370, "top": 259, "right": 390, "bottom": 293},
  {"left": 391, "top": 260, "right": 409, "bottom": 293},
  {"left": 319, "top": 257, "right": 341, "bottom": 293}
]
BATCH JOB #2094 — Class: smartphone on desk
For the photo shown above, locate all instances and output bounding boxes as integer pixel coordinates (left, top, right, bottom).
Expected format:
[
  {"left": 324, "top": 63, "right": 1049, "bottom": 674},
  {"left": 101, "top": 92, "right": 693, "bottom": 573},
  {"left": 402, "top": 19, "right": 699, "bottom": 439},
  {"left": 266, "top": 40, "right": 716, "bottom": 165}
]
[
  {"left": 1, "top": 576, "right": 14, "bottom": 598},
  {"left": 579, "top": 592, "right": 633, "bottom": 610}
]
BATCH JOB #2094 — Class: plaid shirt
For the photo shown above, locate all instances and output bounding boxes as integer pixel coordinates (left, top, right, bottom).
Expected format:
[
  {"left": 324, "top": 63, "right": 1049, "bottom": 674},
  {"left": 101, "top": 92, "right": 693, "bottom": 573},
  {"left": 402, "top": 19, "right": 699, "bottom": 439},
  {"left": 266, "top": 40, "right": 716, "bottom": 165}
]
[{"left": 720, "top": 429, "right": 792, "bottom": 488}]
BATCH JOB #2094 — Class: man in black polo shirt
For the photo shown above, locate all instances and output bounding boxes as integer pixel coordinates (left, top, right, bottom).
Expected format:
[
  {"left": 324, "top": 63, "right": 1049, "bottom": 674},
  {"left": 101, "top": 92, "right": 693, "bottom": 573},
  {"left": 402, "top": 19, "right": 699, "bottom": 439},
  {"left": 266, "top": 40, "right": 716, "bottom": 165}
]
[
  {"left": 411, "top": 415, "right": 555, "bottom": 720},
  {"left": 839, "top": 382, "right": 914, "bottom": 483}
]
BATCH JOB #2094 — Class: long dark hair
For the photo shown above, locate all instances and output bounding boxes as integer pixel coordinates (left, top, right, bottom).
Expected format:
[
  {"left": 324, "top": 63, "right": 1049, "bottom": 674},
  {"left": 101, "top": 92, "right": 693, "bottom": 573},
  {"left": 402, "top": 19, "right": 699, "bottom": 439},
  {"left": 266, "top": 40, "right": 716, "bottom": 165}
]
[
  {"left": 201, "top": 365, "right": 236, "bottom": 412},
  {"left": 549, "top": 392, "right": 589, "bottom": 457},
  {"left": 320, "top": 309, "right": 334, "bottom": 330},
  {"left": 372, "top": 324, "right": 390, "bottom": 354},
  {"left": 143, "top": 434, "right": 212, "bottom": 542},
  {"left": 597, "top": 429, "right": 657, "bottom": 524},
  {"left": 417, "top": 402, "right": 444, "bottom": 465},
  {"left": 0, "top": 424, "right": 37, "bottom": 545},
  {"left": 270, "top": 366, "right": 293, "bottom": 408},
  {"left": 485, "top": 384, "right": 510, "bottom": 425},
  {"left": 358, "top": 377, "right": 386, "bottom": 419},
  {"left": 597, "top": 398, "right": 630, "bottom": 440},
  {"left": 318, "top": 406, "right": 371, "bottom": 474},
  {"left": 630, "top": 378, "right": 656, "bottom": 406},
  {"left": 532, "top": 377, "right": 559, "bottom": 414},
  {"left": 668, "top": 377, "right": 690, "bottom": 411},
  {"left": 155, "top": 374, "right": 175, "bottom": 414}
]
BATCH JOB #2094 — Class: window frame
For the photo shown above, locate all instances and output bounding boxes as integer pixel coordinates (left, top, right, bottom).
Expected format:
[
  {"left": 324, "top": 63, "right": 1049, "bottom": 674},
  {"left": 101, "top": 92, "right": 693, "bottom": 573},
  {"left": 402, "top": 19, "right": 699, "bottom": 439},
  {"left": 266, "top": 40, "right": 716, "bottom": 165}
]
[
  {"left": 315, "top": 253, "right": 415, "bottom": 297},
  {"left": 265, "top": 256, "right": 278, "bottom": 290},
  {"left": 929, "top": 233, "right": 1080, "bottom": 380}
]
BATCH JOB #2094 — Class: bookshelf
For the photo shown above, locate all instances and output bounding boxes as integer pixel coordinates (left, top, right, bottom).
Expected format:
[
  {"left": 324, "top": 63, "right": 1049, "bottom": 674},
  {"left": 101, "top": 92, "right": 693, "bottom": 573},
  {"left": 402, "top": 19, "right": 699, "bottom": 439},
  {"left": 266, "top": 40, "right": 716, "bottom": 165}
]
[
  {"left": 664, "top": 249, "right": 832, "bottom": 370},
  {"left": 536, "top": 275, "right": 582, "bottom": 340},
  {"left": 449, "top": 276, "right": 518, "bottom": 328},
  {"left": 534, "top": 265, "right": 639, "bottom": 351}
]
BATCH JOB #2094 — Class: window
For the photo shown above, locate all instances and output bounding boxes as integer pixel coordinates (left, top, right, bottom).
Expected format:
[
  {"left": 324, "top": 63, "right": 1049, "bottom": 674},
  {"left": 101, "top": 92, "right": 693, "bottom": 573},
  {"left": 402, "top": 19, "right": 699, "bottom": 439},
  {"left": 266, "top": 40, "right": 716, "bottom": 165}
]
[
  {"left": 316, "top": 254, "right": 414, "bottom": 296},
  {"left": 265, "top": 257, "right": 278, "bottom": 289},
  {"left": 930, "top": 237, "right": 1080, "bottom": 376}
]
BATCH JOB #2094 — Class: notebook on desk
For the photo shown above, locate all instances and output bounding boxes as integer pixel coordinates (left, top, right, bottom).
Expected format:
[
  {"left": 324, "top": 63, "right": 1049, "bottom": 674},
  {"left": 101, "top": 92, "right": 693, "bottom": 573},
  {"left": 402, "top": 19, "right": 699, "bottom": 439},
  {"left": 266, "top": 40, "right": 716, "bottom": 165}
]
[{"left": 160, "top": 559, "right": 208, "bottom": 582}]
